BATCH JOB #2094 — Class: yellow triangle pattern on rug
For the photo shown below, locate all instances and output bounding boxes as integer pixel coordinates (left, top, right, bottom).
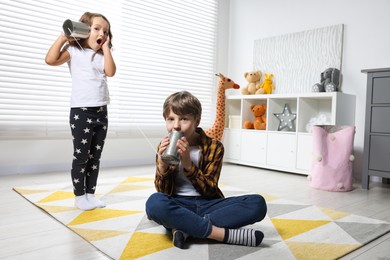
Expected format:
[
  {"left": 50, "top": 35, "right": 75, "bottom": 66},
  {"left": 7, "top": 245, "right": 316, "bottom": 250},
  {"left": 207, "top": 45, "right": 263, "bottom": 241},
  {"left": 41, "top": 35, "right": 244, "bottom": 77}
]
[
  {"left": 38, "top": 204, "right": 76, "bottom": 213},
  {"left": 286, "top": 241, "right": 361, "bottom": 260},
  {"left": 120, "top": 232, "right": 173, "bottom": 259},
  {"left": 13, "top": 188, "right": 49, "bottom": 195},
  {"left": 71, "top": 227, "right": 129, "bottom": 241},
  {"left": 109, "top": 184, "right": 152, "bottom": 194},
  {"left": 271, "top": 219, "right": 330, "bottom": 240},
  {"left": 68, "top": 208, "right": 142, "bottom": 226},
  {"left": 121, "top": 176, "right": 154, "bottom": 184},
  {"left": 38, "top": 190, "right": 74, "bottom": 203},
  {"left": 13, "top": 175, "right": 390, "bottom": 260},
  {"left": 320, "top": 207, "right": 350, "bottom": 220},
  {"left": 260, "top": 193, "right": 279, "bottom": 202}
]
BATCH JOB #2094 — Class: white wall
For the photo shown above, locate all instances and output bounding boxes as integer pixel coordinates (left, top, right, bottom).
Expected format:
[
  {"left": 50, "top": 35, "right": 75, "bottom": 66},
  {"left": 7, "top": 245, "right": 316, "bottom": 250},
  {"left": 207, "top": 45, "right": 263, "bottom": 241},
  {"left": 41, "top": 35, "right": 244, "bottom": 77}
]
[{"left": 222, "top": 0, "right": 390, "bottom": 180}]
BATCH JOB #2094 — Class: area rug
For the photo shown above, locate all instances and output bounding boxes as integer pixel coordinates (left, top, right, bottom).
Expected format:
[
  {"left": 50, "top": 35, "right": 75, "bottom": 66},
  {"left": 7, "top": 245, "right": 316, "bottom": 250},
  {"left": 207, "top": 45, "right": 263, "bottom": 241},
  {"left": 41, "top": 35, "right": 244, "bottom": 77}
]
[{"left": 14, "top": 175, "right": 390, "bottom": 260}]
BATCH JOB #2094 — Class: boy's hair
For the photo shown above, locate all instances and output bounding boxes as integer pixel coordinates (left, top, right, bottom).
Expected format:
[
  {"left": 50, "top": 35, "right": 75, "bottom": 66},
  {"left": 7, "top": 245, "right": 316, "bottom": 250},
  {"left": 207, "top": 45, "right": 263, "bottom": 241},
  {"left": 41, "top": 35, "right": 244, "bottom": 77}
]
[
  {"left": 69, "top": 12, "right": 113, "bottom": 49},
  {"left": 163, "top": 91, "right": 202, "bottom": 120}
]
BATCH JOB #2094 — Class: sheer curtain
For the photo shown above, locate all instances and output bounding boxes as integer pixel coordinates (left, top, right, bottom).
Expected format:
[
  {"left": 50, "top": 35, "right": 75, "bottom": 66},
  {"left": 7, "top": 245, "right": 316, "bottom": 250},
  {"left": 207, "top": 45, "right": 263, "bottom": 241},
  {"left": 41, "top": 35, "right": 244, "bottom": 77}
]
[{"left": 0, "top": 0, "right": 218, "bottom": 139}]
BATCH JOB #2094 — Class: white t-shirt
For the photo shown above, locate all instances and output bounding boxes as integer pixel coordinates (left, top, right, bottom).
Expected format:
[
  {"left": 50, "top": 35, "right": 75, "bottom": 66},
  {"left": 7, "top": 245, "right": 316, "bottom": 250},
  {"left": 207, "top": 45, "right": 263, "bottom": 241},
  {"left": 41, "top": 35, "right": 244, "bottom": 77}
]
[
  {"left": 67, "top": 45, "right": 110, "bottom": 108},
  {"left": 174, "top": 146, "right": 201, "bottom": 196}
]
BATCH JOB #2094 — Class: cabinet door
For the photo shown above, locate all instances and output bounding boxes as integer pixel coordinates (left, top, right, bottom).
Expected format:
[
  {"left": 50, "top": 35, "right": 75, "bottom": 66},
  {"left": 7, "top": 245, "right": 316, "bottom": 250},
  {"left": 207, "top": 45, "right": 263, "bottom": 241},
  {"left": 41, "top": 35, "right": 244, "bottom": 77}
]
[
  {"left": 267, "top": 133, "right": 296, "bottom": 169},
  {"left": 296, "top": 134, "right": 313, "bottom": 171},
  {"left": 222, "top": 129, "right": 241, "bottom": 160},
  {"left": 369, "top": 135, "right": 390, "bottom": 173},
  {"left": 241, "top": 131, "right": 267, "bottom": 165},
  {"left": 372, "top": 77, "right": 390, "bottom": 103}
]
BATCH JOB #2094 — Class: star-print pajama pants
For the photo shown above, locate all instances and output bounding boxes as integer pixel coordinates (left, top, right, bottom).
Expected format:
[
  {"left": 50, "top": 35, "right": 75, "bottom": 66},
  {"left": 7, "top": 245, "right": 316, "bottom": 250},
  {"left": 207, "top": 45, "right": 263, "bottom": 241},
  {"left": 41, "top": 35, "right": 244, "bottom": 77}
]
[{"left": 69, "top": 106, "right": 108, "bottom": 196}]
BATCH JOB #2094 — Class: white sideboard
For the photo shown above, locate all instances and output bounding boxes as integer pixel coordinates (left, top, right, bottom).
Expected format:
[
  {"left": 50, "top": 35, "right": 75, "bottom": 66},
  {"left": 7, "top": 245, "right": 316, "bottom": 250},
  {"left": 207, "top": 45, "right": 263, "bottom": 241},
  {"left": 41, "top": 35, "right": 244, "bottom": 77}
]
[{"left": 222, "top": 92, "right": 356, "bottom": 175}]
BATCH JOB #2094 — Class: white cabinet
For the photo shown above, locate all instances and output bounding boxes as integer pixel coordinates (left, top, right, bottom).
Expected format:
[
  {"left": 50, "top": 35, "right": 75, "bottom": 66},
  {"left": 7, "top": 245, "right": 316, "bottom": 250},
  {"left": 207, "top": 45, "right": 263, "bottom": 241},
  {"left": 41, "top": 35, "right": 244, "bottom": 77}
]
[
  {"left": 296, "top": 134, "right": 313, "bottom": 170},
  {"left": 241, "top": 131, "right": 267, "bottom": 165},
  {"left": 267, "top": 132, "right": 296, "bottom": 169},
  {"left": 223, "top": 129, "right": 241, "bottom": 160},
  {"left": 222, "top": 92, "right": 355, "bottom": 175}
]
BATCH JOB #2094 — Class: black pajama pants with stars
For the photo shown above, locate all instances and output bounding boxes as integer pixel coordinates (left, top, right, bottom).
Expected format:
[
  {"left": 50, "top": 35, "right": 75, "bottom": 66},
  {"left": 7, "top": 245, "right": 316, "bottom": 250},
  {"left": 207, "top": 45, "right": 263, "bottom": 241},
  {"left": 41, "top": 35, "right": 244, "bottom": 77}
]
[{"left": 69, "top": 106, "right": 108, "bottom": 196}]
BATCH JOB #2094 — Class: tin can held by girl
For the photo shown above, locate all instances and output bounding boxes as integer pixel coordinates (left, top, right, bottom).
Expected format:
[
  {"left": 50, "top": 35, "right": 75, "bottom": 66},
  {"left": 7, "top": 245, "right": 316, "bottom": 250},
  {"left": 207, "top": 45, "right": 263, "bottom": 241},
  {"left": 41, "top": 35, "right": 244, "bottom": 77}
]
[
  {"left": 161, "top": 131, "right": 184, "bottom": 165},
  {"left": 63, "top": 19, "right": 90, "bottom": 38}
]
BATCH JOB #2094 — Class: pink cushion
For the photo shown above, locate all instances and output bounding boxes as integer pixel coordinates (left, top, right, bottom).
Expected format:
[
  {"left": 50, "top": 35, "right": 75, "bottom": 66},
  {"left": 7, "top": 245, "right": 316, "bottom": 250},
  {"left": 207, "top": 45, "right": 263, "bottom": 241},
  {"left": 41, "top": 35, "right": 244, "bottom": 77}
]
[{"left": 310, "top": 125, "right": 355, "bottom": 192}]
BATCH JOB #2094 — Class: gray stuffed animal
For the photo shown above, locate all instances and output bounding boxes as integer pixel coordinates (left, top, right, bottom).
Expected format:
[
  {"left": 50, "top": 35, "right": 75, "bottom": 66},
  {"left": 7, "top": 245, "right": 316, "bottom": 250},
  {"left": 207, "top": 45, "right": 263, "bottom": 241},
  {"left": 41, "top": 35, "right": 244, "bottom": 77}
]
[{"left": 312, "top": 68, "right": 341, "bottom": 92}]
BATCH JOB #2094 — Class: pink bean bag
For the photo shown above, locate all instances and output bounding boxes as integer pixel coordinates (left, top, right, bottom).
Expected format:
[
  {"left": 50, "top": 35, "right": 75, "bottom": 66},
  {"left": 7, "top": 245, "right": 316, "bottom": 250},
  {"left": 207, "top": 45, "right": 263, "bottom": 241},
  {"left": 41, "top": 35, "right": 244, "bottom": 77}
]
[{"left": 309, "top": 125, "right": 355, "bottom": 192}]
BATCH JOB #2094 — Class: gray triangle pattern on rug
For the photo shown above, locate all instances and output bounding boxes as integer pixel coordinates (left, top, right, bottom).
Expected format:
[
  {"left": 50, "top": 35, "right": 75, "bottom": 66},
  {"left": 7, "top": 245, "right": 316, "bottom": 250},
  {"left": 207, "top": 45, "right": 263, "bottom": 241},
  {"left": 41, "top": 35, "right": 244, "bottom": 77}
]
[
  {"left": 136, "top": 214, "right": 161, "bottom": 232},
  {"left": 335, "top": 222, "right": 390, "bottom": 244},
  {"left": 208, "top": 243, "right": 262, "bottom": 260},
  {"left": 266, "top": 203, "right": 311, "bottom": 218}
]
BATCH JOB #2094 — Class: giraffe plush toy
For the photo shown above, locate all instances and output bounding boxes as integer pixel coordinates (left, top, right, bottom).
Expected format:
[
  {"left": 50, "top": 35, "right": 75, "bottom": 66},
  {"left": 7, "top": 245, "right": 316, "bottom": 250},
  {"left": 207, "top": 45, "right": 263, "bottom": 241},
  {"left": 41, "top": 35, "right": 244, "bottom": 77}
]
[{"left": 205, "top": 73, "right": 240, "bottom": 141}]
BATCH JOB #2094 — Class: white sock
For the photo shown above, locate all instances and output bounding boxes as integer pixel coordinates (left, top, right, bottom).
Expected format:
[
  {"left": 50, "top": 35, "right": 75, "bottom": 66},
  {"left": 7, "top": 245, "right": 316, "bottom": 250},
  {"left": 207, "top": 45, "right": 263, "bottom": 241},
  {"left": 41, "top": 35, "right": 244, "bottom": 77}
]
[
  {"left": 86, "top": 193, "right": 106, "bottom": 208},
  {"left": 75, "top": 195, "right": 96, "bottom": 210}
]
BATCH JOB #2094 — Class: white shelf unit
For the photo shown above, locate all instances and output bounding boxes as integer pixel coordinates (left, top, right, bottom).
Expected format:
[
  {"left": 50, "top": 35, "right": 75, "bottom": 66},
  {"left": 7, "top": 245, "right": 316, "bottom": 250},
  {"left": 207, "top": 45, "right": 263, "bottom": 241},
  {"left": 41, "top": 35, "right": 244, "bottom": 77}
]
[{"left": 222, "top": 92, "right": 356, "bottom": 175}]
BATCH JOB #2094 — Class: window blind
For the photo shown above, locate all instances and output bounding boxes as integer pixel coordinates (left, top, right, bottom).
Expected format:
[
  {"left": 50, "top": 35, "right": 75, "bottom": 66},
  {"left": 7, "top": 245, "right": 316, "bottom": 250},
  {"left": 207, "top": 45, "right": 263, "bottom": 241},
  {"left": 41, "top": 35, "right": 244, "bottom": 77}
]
[{"left": 0, "top": 0, "right": 218, "bottom": 139}]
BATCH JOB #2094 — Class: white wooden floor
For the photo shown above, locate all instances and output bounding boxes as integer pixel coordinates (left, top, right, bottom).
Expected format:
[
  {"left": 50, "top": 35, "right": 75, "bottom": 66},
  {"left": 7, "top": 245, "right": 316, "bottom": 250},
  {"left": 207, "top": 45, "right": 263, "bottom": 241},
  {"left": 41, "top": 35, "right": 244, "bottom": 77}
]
[{"left": 1, "top": 163, "right": 389, "bottom": 259}]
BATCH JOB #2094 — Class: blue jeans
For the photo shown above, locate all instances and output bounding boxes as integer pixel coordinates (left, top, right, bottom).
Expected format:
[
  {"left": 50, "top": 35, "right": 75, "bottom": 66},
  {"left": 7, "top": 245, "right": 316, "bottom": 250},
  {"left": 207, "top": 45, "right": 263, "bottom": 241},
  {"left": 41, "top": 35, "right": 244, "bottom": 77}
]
[{"left": 145, "top": 192, "right": 267, "bottom": 238}]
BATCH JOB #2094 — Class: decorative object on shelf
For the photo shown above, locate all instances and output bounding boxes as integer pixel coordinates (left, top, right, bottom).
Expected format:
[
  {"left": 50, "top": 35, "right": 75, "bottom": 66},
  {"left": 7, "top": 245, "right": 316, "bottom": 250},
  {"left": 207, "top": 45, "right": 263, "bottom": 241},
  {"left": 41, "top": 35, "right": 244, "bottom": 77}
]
[
  {"left": 312, "top": 67, "right": 341, "bottom": 92},
  {"left": 259, "top": 73, "right": 275, "bottom": 94},
  {"left": 274, "top": 104, "right": 296, "bottom": 131},
  {"left": 305, "top": 113, "right": 331, "bottom": 132},
  {"left": 243, "top": 104, "right": 267, "bottom": 130},
  {"left": 205, "top": 73, "right": 239, "bottom": 141},
  {"left": 241, "top": 70, "right": 263, "bottom": 95},
  {"left": 308, "top": 125, "right": 355, "bottom": 192}
]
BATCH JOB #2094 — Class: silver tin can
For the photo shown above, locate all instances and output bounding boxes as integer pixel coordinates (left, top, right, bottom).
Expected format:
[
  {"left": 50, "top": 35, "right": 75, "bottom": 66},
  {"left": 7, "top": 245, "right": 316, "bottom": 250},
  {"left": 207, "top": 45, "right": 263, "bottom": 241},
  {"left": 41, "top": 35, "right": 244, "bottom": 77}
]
[
  {"left": 161, "top": 131, "right": 184, "bottom": 165},
  {"left": 63, "top": 19, "right": 90, "bottom": 39}
]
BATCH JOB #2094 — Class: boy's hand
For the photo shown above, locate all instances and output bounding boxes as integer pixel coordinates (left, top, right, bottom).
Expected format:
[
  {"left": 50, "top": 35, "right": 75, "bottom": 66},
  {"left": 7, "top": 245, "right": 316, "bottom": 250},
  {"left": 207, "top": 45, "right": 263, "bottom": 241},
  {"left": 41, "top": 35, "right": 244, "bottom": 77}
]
[
  {"left": 157, "top": 135, "right": 170, "bottom": 172},
  {"left": 177, "top": 137, "right": 191, "bottom": 172}
]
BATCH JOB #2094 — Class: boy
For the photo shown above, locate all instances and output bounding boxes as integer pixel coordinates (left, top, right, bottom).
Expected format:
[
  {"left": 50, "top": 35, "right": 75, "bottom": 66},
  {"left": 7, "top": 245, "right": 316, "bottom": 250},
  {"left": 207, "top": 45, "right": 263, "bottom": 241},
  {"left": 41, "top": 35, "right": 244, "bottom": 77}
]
[{"left": 145, "top": 91, "right": 267, "bottom": 248}]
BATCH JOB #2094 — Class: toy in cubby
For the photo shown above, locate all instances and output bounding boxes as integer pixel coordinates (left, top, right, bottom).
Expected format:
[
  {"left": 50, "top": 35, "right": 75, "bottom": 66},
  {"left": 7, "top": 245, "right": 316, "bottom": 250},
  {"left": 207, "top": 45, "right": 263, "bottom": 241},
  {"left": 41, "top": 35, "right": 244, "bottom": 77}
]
[
  {"left": 243, "top": 104, "right": 267, "bottom": 130},
  {"left": 305, "top": 113, "right": 331, "bottom": 132}
]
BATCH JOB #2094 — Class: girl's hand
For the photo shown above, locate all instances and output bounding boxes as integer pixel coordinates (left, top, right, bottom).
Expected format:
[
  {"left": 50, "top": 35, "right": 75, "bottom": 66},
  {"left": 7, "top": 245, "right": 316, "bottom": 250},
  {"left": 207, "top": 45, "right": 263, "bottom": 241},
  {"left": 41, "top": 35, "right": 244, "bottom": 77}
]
[
  {"left": 102, "top": 36, "right": 111, "bottom": 52},
  {"left": 60, "top": 32, "right": 79, "bottom": 43}
]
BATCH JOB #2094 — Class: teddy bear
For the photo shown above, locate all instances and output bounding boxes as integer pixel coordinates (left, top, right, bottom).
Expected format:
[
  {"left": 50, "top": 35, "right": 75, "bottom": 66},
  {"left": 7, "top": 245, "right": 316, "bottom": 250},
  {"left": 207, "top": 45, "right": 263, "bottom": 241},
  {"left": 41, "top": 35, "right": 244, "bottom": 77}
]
[
  {"left": 241, "top": 70, "right": 264, "bottom": 95},
  {"left": 312, "top": 68, "right": 341, "bottom": 92},
  {"left": 243, "top": 104, "right": 267, "bottom": 130},
  {"left": 260, "top": 73, "right": 275, "bottom": 94}
]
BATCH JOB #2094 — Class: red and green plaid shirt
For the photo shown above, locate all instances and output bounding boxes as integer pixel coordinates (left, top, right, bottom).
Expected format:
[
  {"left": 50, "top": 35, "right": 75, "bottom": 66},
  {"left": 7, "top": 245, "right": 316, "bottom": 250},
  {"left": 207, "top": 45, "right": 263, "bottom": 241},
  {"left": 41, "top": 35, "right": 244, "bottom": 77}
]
[{"left": 154, "top": 127, "right": 224, "bottom": 199}]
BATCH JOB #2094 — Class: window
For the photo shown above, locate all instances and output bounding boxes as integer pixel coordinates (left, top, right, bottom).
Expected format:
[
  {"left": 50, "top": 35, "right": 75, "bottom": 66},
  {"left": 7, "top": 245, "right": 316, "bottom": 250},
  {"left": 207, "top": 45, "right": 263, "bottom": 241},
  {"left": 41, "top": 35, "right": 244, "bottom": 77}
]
[{"left": 0, "top": 0, "right": 218, "bottom": 139}]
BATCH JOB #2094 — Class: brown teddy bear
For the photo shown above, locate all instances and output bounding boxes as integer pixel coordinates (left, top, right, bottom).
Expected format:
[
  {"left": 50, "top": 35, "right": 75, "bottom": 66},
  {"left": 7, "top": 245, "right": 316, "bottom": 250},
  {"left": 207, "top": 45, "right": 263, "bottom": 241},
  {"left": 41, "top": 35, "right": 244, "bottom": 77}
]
[
  {"left": 243, "top": 104, "right": 267, "bottom": 130},
  {"left": 241, "top": 70, "right": 264, "bottom": 95}
]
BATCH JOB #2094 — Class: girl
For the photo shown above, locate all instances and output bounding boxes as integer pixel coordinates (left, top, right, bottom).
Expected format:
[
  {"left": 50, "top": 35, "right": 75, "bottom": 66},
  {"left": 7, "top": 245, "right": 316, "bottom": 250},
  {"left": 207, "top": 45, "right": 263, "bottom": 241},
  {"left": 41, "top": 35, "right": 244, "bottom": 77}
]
[{"left": 45, "top": 12, "right": 116, "bottom": 210}]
